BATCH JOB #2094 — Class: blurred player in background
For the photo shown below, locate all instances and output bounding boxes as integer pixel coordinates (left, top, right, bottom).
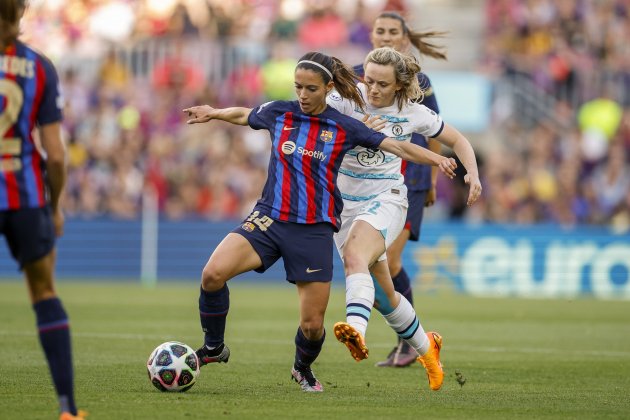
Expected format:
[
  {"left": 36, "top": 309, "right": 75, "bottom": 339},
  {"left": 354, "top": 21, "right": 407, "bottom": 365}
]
[
  {"left": 353, "top": 11, "right": 450, "bottom": 368},
  {"left": 0, "top": 1, "right": 84, "bottom": 419},
  {"left": 328, "top": 47, "right": 481, "bottom": 391},
  {"left": 183, "top": 51, "right": 455, "bottom": 392}
]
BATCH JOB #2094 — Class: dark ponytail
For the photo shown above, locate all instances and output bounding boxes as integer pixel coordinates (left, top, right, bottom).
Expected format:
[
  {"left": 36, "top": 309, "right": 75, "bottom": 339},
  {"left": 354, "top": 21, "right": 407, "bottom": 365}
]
[
  {"left": 377, "top": 11, "right": 448, "bottom": 61},
  {"left": 0, "top": 0, "right": 24, "bottom": 46},
  {"left": 296, "top": 52, "right": 366, "bottom": 112}
]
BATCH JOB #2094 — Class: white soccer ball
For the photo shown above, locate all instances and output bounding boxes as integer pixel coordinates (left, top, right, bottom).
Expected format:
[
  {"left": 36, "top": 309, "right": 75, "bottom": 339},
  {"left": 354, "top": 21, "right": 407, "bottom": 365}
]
[{"left": 147, "top": 341, "right": 200, "bottom": 392}]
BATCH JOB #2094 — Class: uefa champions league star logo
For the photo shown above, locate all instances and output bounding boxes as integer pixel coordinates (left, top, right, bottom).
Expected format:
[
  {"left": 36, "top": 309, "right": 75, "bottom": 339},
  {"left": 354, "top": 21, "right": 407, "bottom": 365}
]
[
  {"left": 356, "top": 148, "right": 385, "bottom": 167},
  {"left": 328, "top": 91, "right": 342, "bottom": 101}
]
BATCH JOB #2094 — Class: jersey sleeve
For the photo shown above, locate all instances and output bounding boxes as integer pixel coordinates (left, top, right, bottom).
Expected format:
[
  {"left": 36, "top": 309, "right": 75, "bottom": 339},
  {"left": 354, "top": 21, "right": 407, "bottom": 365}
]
[
  {"left": 36, "top": 57, "right": 63, "bottom": 125},
  {"left": 414, "top": 104, "right": 444, "bottom": 138},
  {"left": 326, "top": 90, "right": 355, "bottom": 116},
  {"left": 247, "top": 101, "right": 279, "bottom": 130},
  {"left": 344, "top": 116, "right": 386, "bottom": 149},
  {"left": 418, "top": 73, "right": 440, "bottom": 114}
]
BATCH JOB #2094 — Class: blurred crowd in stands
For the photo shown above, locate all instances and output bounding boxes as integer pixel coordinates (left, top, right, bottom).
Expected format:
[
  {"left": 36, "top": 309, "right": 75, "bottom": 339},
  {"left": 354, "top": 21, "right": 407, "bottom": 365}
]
[
  {"left": 20, "top": 0, "right": 630, "bottom": 227},
  {"left": 480, "top": 0, "right": 630, "bottom": 228}
]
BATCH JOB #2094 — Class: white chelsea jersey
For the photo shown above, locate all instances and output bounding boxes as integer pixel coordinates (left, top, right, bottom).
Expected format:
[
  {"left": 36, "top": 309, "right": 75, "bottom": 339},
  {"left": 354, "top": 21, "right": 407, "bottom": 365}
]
[{"left": 326, "top": 84, "right": 444, "bottom": 202}]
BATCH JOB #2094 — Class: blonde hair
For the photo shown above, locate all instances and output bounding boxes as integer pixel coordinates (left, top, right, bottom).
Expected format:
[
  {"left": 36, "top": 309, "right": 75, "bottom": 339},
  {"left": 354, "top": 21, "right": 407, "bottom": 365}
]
[{"left": 364, "top": 47, "right": 423, "bottom": 110}]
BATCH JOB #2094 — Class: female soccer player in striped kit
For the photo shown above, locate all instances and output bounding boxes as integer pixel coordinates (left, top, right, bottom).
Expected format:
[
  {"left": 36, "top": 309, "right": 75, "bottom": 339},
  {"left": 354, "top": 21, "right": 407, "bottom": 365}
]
[
  {"left": 0, "top": 1, "right": 84, "bottom": 418},
  {"left": 327, "top": 47, "right": 481, "bottom": 391},
  {"left": 183, "top": 51, "right": 457, "bottom": 392}
]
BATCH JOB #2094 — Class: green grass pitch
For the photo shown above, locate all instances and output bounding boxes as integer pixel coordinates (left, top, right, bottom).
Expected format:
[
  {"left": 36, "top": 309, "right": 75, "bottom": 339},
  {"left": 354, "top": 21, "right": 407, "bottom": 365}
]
[{"left": 1, "top": 280, "right": 629, "bottom": 419}]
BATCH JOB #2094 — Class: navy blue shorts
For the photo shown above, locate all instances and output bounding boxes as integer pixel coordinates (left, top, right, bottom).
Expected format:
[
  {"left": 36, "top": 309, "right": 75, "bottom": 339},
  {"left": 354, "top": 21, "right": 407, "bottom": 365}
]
[
  {"left": 0, "top": 206, "right": 55, "bottom": 269},
  {"left": 232, "top": 209, "right": 334, "bottom": 283},
  {"left": 403, "top": 190, "right": 428, "bottom": 242}
]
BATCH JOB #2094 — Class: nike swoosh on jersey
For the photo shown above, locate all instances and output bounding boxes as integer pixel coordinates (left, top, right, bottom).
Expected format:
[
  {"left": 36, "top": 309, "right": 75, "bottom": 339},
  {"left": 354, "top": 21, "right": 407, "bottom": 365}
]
[
  {"left": 306, "top": 268, "right": 323, "bottom": 273},
  {"left": 283, "top": 126, "right": 298, "bottom": 131}
]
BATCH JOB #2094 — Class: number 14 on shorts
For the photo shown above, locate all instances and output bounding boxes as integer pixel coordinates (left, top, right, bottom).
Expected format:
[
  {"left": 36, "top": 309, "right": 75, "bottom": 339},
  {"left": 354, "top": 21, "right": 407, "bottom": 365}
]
[{"left": 245, "top": 210, "right": 274, "bottom": 232}]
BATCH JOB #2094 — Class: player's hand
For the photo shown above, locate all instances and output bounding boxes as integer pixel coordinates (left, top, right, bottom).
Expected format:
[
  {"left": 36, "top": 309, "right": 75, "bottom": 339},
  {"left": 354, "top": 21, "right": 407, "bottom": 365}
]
[
  {"left": 362, "top": 114, "right": 386, "bottom": 131},
  {"left": 424, "top": 186, "right": 436, "bottom": 207},
  {"left": 52, "top": 207, "right": 65, "bottom": 237},
  {"left": 437, "top": 157, "right": 457, "bottom": 179},
  {"left": 183, "top": 105, "right": 215, "bottom": 124},
  {"left": 464, "top": 173, "right": 482, "bottom": 206}
]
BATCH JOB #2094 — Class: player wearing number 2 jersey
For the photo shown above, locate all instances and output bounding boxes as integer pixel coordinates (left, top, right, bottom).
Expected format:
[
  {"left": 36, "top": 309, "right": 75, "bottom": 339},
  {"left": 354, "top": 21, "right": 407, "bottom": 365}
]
[
  {"left": 327, "top": 79, "right": 444, "bottom": 285},
  {"left": 359, "top": 10, "right": 449, "bottom": 368},
  {"left": 0, "top": 17, "right": 61, "bottom": 209},
  {"left": 0, "top": 1, "right": 83, "bottom": 419},
  {"left": 327, "top": 47, "right": 482, "bottom": 391}
]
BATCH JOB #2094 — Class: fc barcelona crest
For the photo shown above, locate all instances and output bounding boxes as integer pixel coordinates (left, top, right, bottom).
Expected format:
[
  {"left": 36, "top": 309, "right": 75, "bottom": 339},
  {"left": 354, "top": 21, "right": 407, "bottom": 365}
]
[
  {"left": 241, "top": 222, "right": 255, "bottom": 232},
  {"left": 319, "top": 130, "right": 333, "bottom": 142}
]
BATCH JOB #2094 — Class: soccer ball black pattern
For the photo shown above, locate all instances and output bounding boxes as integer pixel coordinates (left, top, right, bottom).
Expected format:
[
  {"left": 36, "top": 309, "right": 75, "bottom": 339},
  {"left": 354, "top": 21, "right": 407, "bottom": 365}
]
[{"left": 147, "top": 341, "right": 200, "bottom": 392}]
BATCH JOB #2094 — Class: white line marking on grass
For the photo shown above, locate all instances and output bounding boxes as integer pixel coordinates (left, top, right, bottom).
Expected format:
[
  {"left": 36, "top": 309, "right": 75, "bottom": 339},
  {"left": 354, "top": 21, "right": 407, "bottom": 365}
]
[
  {"left": 2, "top": 330, "right": 629, "bottom": 358},
  {"left": 452, "top": 345, "right": 630, "bottom": 358}
]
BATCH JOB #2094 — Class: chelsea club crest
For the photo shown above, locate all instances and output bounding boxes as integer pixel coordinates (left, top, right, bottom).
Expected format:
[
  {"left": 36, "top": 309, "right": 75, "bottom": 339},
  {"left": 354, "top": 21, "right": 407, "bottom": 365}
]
[{"left": 357, "top": 148, "right": 385, "bottom": 166}]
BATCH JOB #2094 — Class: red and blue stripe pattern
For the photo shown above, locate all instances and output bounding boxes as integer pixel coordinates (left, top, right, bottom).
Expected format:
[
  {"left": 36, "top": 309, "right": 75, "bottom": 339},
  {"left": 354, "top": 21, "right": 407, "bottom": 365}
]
[
  {"left": 249, "top": 101, "right": 386, "bottom": 230},
  {"left": 0, "top": 41, "right": 60, "bottom": 210},
  {"left": 266, "top": 111, "right": 348, "bottom": 229}
]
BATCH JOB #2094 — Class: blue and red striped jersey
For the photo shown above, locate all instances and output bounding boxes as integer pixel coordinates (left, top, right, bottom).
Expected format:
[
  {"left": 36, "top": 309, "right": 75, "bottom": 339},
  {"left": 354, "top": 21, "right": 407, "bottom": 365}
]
[
  {"left": 353, "top": 63, "right": 440, "bottom": 192},
  {"left": 0, "top": 40, "right": 63, "bottom": 210},
  {"left": 248, "top": 100, "right": 386, "bottom": 230}
]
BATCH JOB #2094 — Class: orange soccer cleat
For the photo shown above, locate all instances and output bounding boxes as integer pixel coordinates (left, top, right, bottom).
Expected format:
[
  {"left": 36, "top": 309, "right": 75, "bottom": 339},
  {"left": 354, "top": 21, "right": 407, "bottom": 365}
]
[
  {"left": 333, "top": 322, "right": 369, "bottom": 362},
  {"left": 59, "top": 410, "right": 88, "bottom": 420},
  {"left": 417, "top": 331, "right": 444, "bottom": 391}
]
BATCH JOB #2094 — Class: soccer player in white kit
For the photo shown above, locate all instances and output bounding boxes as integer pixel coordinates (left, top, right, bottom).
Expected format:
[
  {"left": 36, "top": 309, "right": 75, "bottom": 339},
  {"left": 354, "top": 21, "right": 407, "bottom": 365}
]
[{"left": 327, "top": 47, "right": 482, "bottom": 391}]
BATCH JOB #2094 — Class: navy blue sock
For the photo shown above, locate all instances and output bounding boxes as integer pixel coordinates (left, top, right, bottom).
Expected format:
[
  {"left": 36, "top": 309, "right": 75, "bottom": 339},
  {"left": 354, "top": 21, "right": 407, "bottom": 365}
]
[
  {"left": 199, "top": 285, "right": 229, "bottom": 348},
  {"left": 392, "top": 268, "right": 413, "bottom": 307},
  {"left": 294, "top": 327, "right": 325, "bottom": 371},
  {"left": 33, "top": 297, "right": 76, "bottom": 416}
]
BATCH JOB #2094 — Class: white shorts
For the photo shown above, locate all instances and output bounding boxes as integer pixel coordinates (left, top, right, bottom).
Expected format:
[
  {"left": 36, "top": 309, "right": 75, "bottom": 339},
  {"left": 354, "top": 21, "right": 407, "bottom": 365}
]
[{"left": 334, "top": 185, "right": 408, "bottom": 262}]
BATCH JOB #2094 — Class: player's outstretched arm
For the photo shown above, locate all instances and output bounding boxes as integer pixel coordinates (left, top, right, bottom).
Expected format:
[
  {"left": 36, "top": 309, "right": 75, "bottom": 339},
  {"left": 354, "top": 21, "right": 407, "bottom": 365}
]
[
  {"left": 433, "top": 123, "right": 482, "bottom": 206},
  {"left": 379, "top": 138, "right": 457, "bottom": 179},
  {"left": 425, "top": 138, "right": 442, "bottom": 207},
  {"left": 183, "top": 105, "right": 252, "bottom": 126}
]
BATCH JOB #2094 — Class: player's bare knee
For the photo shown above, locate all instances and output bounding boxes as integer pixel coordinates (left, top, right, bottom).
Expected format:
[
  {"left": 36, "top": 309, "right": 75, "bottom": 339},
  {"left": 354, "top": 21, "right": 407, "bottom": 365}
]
[
  {"left": 300, "top": 320, "right": 324, "bottom": 340},
  {"left": 343, "top": 249, "right": 369, "bottom": 273},
  {"left": 23, "top": 260, "right": 56, "bottom": 303},
  {"left": 388, "top": 259, "right": 403, "bottom": 277},
  {"left": 200, "top": 265, "right": 227, "bottom": 291}
]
